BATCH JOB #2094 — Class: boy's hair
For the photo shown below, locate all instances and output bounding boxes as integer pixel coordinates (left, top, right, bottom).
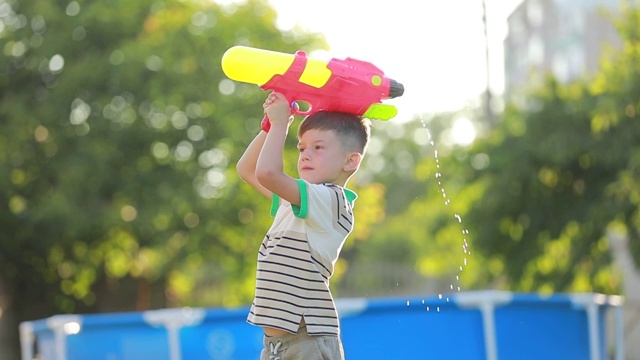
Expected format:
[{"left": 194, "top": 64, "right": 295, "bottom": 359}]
[{"left": 298, "top": 111, "right": 371, "bottom": 154}]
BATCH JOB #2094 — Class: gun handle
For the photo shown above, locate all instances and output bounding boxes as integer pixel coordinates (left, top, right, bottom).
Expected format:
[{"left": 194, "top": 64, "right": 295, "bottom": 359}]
[
  {"left": 261, "top": 100, "right": 300, "bottom": 132},
  {"left": 261, "top": 115, "right": 271, "bottom": 132}
]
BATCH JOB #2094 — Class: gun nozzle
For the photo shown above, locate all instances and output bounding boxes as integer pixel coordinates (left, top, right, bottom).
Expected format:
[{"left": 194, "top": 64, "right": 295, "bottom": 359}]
[{"left": 389, "top": 79, "right": 404, "bottom": 98}]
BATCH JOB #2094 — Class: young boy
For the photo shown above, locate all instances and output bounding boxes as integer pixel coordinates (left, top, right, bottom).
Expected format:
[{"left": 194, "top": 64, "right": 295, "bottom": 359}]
[{"left": 236, "top": 92, "right": 370, "bottom": 359}]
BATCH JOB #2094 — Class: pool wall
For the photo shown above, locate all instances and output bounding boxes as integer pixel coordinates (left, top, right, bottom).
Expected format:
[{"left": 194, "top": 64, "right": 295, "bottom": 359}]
[{"left": 19, "top": 290, "right": 625, "bottom": 360}]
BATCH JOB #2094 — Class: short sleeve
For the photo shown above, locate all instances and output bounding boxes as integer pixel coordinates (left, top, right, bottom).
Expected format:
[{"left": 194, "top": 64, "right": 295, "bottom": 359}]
[
  {"left": 291, "top": 179, "right": 308, "bottom": 218},
  {"left": 295, "top": 180, "right": 335, "bottom": 231},
  {"left": 270, "top": 180, "right": 356, "bottom": 232},
  {"left": 269, "top": 193, "right": 280, "bottom": 217}
]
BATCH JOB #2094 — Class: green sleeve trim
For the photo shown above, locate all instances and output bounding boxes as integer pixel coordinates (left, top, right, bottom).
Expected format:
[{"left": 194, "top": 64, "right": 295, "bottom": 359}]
[
  {"left": 291, "top": 179, "right": 308, "bottom": 218},
  {"left": 269, "top": 193, "right": 279, "bottom": 217},
  {"left": 343, "top": 188, "right": 357, "bottom": 206}
]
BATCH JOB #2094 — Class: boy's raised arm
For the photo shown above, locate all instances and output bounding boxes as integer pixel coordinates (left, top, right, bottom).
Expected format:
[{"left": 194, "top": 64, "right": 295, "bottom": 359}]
[
  {"left": 255, "top": 92, "right": 301, "bottom": 207},
  {"left": 236, "top": 130, "right": 272, "bottom": 198}
]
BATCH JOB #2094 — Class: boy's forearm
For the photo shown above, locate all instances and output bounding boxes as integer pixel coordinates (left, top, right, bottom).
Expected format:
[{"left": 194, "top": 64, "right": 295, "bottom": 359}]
[
  {"left": 236, "top": 130, "right": 267, "bottom": 181},
  {"left": 255, "top": 123, "right": 301, "bottom": 206},
  {"left": 256, "top": 123, "right": 287, "bottom": 179}
]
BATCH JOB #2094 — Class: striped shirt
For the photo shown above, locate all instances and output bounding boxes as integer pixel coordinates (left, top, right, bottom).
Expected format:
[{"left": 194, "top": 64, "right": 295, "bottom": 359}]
[{"left": 247, "top": 179, "right": 357, "bottom": 336}]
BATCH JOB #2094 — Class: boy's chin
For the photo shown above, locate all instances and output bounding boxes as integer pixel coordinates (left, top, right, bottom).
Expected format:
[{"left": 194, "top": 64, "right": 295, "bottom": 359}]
[
  {"left": 300, "top": 175, "right": 315, "bottom": 183},
  {"left": 300, "top": 174, "right": 323, "bottom": 184}
]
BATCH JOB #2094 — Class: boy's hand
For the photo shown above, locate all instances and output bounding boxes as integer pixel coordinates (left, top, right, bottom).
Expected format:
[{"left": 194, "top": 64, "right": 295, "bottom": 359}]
[{"left": 263, "top": 92, "right": 294, "bottom": 130}]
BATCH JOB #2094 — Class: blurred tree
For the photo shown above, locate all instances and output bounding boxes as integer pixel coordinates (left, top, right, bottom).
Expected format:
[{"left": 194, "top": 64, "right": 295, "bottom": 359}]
[
  {"left": 465, "top": 8, "right": 640, "bottom": 293},
  {"left": 0, "top": 0, "right": 327, "bottom": 357},
  {"left": 337, "top": 6, "right": 640, "bottom": 299},
  {"left": 336, "top": 110, "right": 491, "bottom": 297},
  {"left": 4, "top": 0, "right": 637, "bottom": 358}
]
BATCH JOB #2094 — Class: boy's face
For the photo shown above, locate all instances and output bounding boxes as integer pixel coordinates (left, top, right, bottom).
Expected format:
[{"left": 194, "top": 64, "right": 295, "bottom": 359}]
[{"left": 297, "top": 129, "right": 350, "bottom": 184}]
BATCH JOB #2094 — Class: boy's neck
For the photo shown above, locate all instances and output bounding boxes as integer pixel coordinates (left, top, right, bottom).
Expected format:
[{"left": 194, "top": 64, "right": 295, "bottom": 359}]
[
  {"left": 333, "top": 173, "right": 353, "bottom": 187},
  {"left": 312, "top": 181, "right": 345, "bottom": 187}
]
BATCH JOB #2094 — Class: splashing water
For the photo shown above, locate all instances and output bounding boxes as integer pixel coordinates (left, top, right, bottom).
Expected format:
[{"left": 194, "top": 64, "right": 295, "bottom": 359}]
[{"left": 408, "top": 116, "right": 472, "bottom": 313}]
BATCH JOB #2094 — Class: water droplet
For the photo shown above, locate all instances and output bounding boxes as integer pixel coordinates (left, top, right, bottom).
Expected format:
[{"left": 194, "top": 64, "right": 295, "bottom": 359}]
[
  {"left": 406, "top": 300, "right": 410, "bottom": 306},
  {"left": 437, "top": 307, "right": 440, "bottom": 312},
  {"left": 426, "top": 306, "right": 430, "bottom": 312},
  {"left": 438, "top": 294, "right": 442, "bottom": 300}
]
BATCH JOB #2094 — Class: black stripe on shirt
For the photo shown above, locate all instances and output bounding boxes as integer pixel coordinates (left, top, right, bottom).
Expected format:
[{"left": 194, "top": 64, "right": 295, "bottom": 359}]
[
  {"left": 254, "top": 295, "right": 335, "bottom": 310},
  {"left": 259, "top": 259, "right": 329, "bottom": 281},
  {"left": 256, "top": 277, "right": 327, "bottom": 293},
  {"left": 258, "top": 269, "right": 325, "bottom": 283},
  {"left": 255, "top": 287, "right": 335, "bottom": 303}
]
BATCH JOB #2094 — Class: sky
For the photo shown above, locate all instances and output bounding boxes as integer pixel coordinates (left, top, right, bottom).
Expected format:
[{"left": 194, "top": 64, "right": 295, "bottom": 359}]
[{"left": 266, "top": 0, "right": 524, "bottom": 124}]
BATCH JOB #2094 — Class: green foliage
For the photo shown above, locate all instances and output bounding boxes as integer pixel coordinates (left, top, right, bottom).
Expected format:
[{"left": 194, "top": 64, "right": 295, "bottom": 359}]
[
  {"left": 338, "top": 113, "right": 490, "bottom": 296},
  {"left": 340, "top": 8, "right": 640, "bottom": 298},
  {"left": 2, "top": 3, "right": 639, "bottom": 351},
  {"left": 466, "top": 8, "right": 640, "bottom": 293},
  {"left": 0, "top": 0, "right": 327, "bottom": 323}
]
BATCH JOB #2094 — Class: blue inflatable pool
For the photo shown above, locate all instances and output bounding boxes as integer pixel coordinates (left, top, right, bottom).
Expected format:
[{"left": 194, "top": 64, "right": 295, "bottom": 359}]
[{"left": 19, "top": 291, "right": 625, "bottom": 360}]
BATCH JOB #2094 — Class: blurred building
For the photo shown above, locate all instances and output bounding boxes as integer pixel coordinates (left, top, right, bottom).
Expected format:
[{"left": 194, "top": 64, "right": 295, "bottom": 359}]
[{"left": 504, "top": 0, "right": 623, "bottom": 105}]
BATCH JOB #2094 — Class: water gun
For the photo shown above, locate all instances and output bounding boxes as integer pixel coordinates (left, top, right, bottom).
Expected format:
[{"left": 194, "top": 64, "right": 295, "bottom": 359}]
[{"left": 221, "top": 46, "right": 404, "bottom": 124}]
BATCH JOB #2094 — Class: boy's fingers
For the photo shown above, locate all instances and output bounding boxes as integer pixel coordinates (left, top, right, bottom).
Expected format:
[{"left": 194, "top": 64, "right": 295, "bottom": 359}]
[{"left": 271, "top": 92, "right": 287, "bottom": 102}]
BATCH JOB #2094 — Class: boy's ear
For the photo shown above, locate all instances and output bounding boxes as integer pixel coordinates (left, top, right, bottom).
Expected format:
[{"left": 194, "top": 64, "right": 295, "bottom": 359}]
[{"left": 344, "top": 152, "right": 362, "bottom": 172}]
